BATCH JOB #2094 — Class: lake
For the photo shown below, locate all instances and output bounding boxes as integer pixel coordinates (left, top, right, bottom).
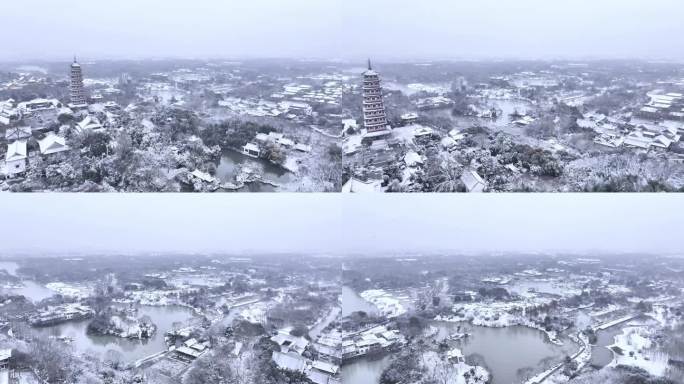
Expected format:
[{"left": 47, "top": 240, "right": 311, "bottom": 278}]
[
  {"left": 340, "top": 316, "right": 572, "bottom": 384},
  {"left": 342, "top": 355, "right": 393, "bottom": 384},
  {"left": 433, "top": 322, "right": 573, "bottom": 384},
  {"left": 0, "top": 261, "right": 56, "bottom": 302},
  {"left": 216, "top": 150, "right": 293, "bottom": 192},
  {"left": 34, "top": 305, "right": 197, "bottom": 362},
  {"left": 342, "top": 286, "right": 378, "bottom": 317}
]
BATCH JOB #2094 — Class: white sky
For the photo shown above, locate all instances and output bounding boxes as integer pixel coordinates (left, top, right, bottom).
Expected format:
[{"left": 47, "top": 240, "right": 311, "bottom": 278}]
[
  {"left": 0, "top": 195, "right": 681, "bottom": 256},
  {"left": 2, "top": 0, "right": 684, "bottom": 61}
]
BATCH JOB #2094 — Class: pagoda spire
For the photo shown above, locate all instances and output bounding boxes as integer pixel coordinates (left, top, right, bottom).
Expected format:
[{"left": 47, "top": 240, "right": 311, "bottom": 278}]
[{"left": 367, "top": 58, "right": 372, "bottom": 70}]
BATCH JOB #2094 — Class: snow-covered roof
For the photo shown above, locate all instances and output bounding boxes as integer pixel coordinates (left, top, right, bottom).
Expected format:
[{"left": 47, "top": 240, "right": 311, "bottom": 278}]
[
  {"left": 272, "top": 352, "right": 307, "bottom": 373},
  {"left": 295, "top": 143, "right": 312, "bottom": 152},
  {"left": 0, "top": 349, "right": 11, "bottom": 361},
  {"left": 38, "top": 133, "right": 69, "bottom": 155},
  {"left": 5, "top": 126, "right": 32, "bottom": 141},
  {"left": 190, "top": 170, "right": 217, "bottom": 183},
  {"left": 461, "top": 169, "right": 486, "bottom": 193},
  {"left": 311, "top": 360, "right": 339, "bottom": 374},
  {"left": 77, "top": 115, "right": 103, "bottom": 131},
  {"left": 277, "top": 137, "right": 294, "bottom": 147},
  {"left": 6, "top": 140, "right": 27, "bottom": 161},
  {"left": 341, "top": 178, "right": 382, "bottom": 193},
  {"left": 243, "top": 143, "right": 260, "bottom": 152}
]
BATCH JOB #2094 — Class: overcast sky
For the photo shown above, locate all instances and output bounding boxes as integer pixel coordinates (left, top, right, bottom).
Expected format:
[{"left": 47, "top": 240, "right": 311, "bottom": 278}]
[
  {"left": 0, "top": 195, "right": 681, "bottom": 256},
  {"left": 3, "top": 0, "right": 684, "bottom": 61}
]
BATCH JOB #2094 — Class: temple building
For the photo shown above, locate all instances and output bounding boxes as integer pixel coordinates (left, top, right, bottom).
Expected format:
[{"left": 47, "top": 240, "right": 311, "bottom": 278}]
[
  {"left": 362, "top": 59, "right": 391, "bottom": 136},
  {"left": 69, "top": 57, "right": 87, "bottom": 108}
]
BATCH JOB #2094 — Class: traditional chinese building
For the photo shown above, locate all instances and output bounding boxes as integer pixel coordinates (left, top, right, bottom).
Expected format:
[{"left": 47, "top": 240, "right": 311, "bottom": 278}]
[
  {"left": 69, "top": 57, "right": 87, "bottom": 108},
  {"left": 362, "top": 59, "right": 390, "bottom": 135}
]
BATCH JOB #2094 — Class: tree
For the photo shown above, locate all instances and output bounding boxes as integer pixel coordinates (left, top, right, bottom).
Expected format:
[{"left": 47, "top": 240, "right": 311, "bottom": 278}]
[
  {"left": 184, "top": 355, "right": 235, "bottom": 384},
  {"left": 104, "top": 349, "right": 124, "bottom": 370}
]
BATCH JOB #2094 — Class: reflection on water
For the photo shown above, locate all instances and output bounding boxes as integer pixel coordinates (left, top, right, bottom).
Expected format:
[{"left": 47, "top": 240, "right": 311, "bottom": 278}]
[
  {"left": 342, "top": 286, "right": 377, "bottom": 317},
  {"left": 216, "top": 150, "right": 293, "bottom": 192},
  {"left": 34, "top": 305, "right": 196, "bottom": 362},
  {"left": 342, "top": 355, "right": 392, "bottom": 384}
]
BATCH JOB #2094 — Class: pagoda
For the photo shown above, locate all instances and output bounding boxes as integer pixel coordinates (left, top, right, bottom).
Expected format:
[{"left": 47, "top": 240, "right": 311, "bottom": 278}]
[
  {"left": 69, "top": 56, "right": 87, "bottom": 108},
  {"left": 362, "top": 59, "right": 390, "bottom": 135}
]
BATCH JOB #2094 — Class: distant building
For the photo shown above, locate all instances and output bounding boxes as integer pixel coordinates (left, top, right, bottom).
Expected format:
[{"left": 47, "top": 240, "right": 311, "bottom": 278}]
[
  {"left": 17, "top": 98, "right": 60, "bottom": 114},
  {"left": 362, "top": 60, "right": 391, "bottom": 135},
  {"left": 69, "top": 57, "right": 87, "bottom": 108},
  {"left": 401, "top": 112, "right": 419, "bottom": 124}
]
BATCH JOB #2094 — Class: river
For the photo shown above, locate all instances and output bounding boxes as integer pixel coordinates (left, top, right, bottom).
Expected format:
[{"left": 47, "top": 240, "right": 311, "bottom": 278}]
[
  {"left": 216, "top": 150, "right": 293, "bottom": 192},
  {"left": 34, "top": 305, "right": 197, "bottom": 362},
  {"left": 342, "top": 286, "right": 378, "bottom": 317}
]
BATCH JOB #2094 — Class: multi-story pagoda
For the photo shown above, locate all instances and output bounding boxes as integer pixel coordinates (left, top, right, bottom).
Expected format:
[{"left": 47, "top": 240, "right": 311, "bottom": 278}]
[
  {"left": 69, "top": 57, "right": 87, "bottom": 108},
  {"left": 362, "top": 59, "right": 390, "bottom": 135}
]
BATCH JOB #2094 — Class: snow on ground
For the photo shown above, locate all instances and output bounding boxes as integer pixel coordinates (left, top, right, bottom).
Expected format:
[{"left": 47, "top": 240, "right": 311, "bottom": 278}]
[
  {"left": 359, "top": 289, "right": 407, "bottom": 318},
  {"left": 421, "top": 350, "right": 490, "bottom": 384},
  {"left": 283, "top": 157, "right": 299, "bottom": 174},
  {"left": 436, "top": 300, "right": 563, "bottom": 345},
  {"left": 45, "top": 282, "right": 91, "bottom": 298},
  {"left": 609, "top": 326, "right": 669, "bottom": 377}
]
